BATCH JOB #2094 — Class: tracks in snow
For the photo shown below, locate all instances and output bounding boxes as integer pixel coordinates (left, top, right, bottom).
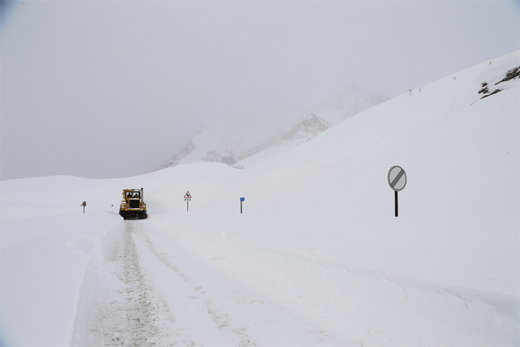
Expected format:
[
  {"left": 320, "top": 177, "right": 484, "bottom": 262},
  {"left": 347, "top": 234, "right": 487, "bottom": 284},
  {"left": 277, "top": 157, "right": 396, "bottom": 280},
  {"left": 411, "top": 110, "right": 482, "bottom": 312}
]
[
  {"left": 80, "top": 221, "right": 256, "bottom": 347},
  {"left": 85, "top": 222, "right": 175, "bottom": 346}
]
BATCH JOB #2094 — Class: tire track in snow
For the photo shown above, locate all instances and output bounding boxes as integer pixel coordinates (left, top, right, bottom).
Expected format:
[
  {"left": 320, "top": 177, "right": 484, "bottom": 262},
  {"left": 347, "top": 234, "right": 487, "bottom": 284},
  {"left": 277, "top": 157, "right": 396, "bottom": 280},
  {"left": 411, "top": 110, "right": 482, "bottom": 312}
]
[
  {"left": 83, "top": 220, "right": 257, "bottom": 347},
  {"left": 84, "top": 222, "right": 186, "bottom": 347}
]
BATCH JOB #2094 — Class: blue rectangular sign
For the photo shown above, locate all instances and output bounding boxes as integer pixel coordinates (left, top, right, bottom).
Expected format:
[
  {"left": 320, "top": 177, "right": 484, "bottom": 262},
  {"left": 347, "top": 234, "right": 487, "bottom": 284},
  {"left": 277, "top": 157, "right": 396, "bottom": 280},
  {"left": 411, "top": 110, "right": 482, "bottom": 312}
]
[{"left": 240, "top": 197, "right": 245, "bottom": 201}]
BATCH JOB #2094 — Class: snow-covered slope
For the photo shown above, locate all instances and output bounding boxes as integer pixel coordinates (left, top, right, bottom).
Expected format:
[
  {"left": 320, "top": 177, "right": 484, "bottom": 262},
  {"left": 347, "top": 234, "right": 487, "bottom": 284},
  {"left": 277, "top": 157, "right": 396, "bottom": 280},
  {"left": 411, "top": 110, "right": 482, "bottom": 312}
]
[
  {"left": 159, "top": 85, "right": 388, "bottom": 170},
  {"left": 234, "top": 113, "right": 332, "bottom": 169},
  {"left": 236, "top": 85, "right": 390, "bottom": 168},
  {"left": 1, "top": 52, "right": 518, "bottom": 346}
]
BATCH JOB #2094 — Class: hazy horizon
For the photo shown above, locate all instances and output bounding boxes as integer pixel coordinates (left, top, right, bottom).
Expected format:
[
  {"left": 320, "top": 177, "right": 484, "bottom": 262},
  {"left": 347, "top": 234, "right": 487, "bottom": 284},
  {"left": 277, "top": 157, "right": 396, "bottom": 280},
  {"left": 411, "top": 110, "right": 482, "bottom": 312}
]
[{"left": 1, "top": 0, "right": 519, "bottom": 180}]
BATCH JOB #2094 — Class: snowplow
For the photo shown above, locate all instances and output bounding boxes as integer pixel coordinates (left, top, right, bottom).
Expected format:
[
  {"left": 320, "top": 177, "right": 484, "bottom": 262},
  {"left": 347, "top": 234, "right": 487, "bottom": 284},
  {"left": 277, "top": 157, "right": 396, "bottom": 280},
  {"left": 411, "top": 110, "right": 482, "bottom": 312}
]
[{"left": 119, "top": 188, "right": 147, "bottom": 220}]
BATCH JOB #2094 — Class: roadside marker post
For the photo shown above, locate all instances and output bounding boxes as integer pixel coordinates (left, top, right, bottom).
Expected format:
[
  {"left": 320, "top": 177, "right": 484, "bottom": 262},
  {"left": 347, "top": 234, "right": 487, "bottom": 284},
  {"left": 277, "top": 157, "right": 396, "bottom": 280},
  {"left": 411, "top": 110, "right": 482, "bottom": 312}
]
[
  {"left": 81, "top": 201, "right": 87, "bottom": 213},
  {"left": 184, "top": 191, "right": 192, "bottom": 211},
  {"left": 240, "top": 197, "right": 245, "bottom": 214},
  {"left": 387, "top": 166, "right": 407, "bottom": 217}
]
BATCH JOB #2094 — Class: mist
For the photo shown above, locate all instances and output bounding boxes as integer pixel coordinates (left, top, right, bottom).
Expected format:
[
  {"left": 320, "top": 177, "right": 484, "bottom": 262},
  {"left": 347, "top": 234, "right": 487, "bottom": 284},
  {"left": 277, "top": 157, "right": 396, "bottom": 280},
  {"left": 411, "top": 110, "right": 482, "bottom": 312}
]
[{"left": 1, "top": 1, "right": 518, "bottom": 180}]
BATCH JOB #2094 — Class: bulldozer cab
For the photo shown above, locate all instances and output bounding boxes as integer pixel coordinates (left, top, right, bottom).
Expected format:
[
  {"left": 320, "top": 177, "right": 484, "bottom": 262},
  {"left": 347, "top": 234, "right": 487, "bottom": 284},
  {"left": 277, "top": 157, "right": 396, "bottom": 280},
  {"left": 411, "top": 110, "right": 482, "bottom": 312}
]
[{"left": 125, "top": 190, "right": 140, "bottom": 198}]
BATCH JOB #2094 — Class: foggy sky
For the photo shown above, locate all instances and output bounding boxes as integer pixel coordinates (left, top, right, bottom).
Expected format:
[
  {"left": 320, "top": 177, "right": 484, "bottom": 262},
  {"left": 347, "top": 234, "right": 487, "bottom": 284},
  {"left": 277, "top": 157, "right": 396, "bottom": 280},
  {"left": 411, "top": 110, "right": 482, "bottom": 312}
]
[{"left": 1, "top": 1, "right": 519, "bottom": 180}]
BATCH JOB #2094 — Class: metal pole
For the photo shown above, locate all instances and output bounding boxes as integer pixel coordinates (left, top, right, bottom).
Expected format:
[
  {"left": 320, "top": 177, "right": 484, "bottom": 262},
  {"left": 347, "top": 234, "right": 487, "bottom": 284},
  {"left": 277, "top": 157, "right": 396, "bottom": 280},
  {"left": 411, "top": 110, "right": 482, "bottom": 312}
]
[
  {"left": 395, "top": 190, "right": 398, "bottom": 217},
  {"left": 240, "top": 201, "right": 242, "bottom": 214},
  {"left": 187, "top": 201, "right": 189, "bottom": 212}
]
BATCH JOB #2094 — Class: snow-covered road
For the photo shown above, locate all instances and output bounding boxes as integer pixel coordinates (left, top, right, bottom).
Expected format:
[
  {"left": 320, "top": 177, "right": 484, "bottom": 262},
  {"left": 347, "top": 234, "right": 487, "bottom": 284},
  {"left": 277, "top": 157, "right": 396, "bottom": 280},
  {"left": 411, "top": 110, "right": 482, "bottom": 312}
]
[
  {"left": 71, "top": 218, "right": 518, "bottom": 346},
  {"left": 74, "top": 220, "right": 346, "bottom": 346},
  {"left": 83, "top": 221, "right": 180, "bottom": 346},
  {"left": 74, "top": 221, "right": 259, "bottom": 346}
]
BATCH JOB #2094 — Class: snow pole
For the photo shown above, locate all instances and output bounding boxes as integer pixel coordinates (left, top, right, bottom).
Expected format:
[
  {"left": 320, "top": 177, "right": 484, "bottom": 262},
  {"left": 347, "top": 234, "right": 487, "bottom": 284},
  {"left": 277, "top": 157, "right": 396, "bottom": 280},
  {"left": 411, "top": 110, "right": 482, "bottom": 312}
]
[{"left": 395, "top": 191, "right": 398, "bottom": 217}]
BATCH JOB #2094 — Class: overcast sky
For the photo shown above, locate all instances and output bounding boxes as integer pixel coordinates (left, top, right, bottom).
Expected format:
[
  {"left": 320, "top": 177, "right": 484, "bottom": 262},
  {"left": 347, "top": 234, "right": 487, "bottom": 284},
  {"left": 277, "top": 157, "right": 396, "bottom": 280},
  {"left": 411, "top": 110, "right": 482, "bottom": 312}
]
[{"left": 1, "top": 1, "right": 518, "bottom": 180}]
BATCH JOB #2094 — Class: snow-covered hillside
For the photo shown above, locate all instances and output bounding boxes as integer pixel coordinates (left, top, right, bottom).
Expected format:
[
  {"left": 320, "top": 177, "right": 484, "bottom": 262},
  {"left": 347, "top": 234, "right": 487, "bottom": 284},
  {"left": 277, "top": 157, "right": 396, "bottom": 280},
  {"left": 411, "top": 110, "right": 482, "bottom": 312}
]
[
  {"left": 158, "top": 120, "right": 280, "bottom": 168},
  {"left": 1, "top": 52, "right": 518, "bottom": 346},
  {"left": 235, "top": 85, "right": 392, "bottom": 169},
  {"left": 159, "top": 85, "right": 388, "bottom": 170}
]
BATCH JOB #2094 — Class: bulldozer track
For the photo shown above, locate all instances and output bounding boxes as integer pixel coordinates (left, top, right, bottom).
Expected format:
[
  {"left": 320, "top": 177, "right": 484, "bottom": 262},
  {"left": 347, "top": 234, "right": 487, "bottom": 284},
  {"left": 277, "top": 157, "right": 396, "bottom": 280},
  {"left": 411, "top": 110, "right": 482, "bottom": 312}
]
[{"left": 84, "top": 222, "right": 180, "bottom": 347}]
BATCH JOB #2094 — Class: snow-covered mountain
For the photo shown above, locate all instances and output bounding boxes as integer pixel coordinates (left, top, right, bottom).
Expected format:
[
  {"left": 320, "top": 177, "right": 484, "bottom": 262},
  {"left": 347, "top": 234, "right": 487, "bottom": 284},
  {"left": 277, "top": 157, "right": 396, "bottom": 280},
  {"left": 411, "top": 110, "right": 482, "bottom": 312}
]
[
  {"left": 235, "top": 86, "right": 390, "bottom": 168},
  {"left": 306, "top": 84, "right": 390, "bottom": 125},
  {"left": 159, "top": 85, "right": 389, "bottom": 170},
  {"left": 158, "top": 121, "right": 280, "bottom": 168},
  {"left": 233, "top": 113, "right": 332, "bottom": 169}
]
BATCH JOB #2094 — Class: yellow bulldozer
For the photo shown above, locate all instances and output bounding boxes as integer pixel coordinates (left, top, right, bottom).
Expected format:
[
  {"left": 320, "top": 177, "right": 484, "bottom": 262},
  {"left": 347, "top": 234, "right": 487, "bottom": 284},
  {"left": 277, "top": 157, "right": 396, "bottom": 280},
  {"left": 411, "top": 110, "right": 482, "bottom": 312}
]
[{"left": 119, "top": 188, "right": 147, "bottom": 219}]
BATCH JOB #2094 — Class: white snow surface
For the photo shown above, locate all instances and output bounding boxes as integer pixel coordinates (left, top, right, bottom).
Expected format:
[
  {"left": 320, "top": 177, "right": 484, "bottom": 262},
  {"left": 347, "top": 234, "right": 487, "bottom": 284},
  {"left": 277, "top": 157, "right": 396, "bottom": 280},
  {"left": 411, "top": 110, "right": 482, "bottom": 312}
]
[{"left": 1, "top": 52, "right": 519, "bottom": 346}]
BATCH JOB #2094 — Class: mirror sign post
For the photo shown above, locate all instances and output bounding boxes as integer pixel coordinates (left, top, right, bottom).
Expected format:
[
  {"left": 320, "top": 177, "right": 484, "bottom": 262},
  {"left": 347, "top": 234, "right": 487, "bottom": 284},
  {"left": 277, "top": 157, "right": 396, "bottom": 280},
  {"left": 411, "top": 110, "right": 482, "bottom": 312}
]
[
  {"left": 184, "top": 191, "right": 192, "bottom": 211},
  {"left": 388, "top": 166, "right": 407, "bottom": 217},
  {"left": 240, "top": 197, "right": 245, "bottom": 214}
]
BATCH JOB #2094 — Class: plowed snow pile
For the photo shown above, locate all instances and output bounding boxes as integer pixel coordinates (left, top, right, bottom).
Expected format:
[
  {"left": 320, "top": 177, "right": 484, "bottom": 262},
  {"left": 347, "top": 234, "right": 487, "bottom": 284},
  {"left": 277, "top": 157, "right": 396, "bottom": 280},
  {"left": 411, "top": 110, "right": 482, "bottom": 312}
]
[{"left": 1, "top": 52, "right": 519, "bottom": 346}]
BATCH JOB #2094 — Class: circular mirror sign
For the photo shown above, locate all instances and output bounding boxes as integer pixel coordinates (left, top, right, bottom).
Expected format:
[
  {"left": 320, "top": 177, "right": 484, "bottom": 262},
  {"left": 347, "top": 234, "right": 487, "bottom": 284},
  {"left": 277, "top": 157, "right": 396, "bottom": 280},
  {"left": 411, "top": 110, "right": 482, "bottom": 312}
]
[{"left": 388, "top": 166, "right": 407, "bottom": 191}]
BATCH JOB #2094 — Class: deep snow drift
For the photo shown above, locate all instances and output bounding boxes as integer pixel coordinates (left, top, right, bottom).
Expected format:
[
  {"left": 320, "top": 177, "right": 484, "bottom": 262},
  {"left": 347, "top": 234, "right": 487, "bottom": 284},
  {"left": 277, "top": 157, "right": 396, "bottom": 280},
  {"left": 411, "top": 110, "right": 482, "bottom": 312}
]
[{"left": 1, "top": 52, "right": 519, "bottom": 346}]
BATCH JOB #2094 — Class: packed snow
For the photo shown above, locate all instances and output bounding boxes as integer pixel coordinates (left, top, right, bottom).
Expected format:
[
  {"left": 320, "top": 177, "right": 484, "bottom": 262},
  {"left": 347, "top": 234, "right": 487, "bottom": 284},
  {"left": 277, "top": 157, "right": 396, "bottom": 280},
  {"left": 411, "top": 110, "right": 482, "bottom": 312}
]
[{"left": 1, "top": 52, "right": 519, "bottom": 346}]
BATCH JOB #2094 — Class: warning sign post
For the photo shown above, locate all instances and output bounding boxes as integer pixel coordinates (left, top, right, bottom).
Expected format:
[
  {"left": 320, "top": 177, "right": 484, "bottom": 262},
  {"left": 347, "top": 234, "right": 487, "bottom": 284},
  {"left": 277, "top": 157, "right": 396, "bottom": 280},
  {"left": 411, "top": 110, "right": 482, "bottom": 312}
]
[{"left": 184, "top": 191, "right": 192, "bottom": 211}]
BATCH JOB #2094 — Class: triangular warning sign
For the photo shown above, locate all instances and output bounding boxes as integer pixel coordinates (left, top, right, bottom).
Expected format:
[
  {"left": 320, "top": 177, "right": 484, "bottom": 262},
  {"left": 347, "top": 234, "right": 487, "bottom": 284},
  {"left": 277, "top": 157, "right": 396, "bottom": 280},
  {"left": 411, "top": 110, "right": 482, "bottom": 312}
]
[{"left": 184, "top": 191, "right": 192, "bottom": 198}]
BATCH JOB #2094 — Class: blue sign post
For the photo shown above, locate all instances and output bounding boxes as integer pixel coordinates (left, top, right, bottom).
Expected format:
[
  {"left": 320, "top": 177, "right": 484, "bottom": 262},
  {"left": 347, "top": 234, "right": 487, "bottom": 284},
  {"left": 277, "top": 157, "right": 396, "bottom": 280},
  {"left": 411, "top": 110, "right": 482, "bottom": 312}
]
[{"left": 240, "top": 197, "right": 245, "bottom": 214}]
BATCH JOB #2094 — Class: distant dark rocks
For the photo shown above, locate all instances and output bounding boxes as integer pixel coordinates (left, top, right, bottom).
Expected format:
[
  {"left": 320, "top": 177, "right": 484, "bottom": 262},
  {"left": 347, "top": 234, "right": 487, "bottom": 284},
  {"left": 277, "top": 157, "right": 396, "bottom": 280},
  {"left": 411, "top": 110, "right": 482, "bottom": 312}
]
[
  {"left": 495, "top": 66, "right": 520, "bottom": 85},
  {"left": 478, "top": 66, "right": 519, "bottom": 100},
  {"left": 481, "top": 89, "right": 503, "bottom": 99}
]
